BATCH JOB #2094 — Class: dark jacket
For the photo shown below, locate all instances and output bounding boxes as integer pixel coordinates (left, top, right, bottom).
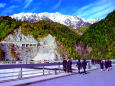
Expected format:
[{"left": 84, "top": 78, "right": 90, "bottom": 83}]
[
  {"left": 63, "top": 60, "right": 67, "bottom": 72},
  {"left": 105, "top": 61, "right": 109, "bottom": 69},
  {"left": 82, "top": 60, "right": 87, "bottom": 69},
  {"left": 63, "top": 60, "right": 67, "bottom": 67},
  {"left": 91, "top": 59, "right": 94, "bottom": 64},
  {"left": 67, "top": 60, "right": 72, "bottom": 72},
  {"left": 108, "top": 60, "right": 112, "bottom": 67},
  {"left": 77, "top": 61, "right": 81, "bottom": 69},
  {"left": 100, "top": 61, "right": 104, "bottom": 69}
]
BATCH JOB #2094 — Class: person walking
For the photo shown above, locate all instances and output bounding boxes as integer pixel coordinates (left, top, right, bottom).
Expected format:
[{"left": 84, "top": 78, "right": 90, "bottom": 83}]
[
  {"left": 91, "top": 58, "right": 94, "bottom": 65},
  {"left": 76, "top": 59, "right": 81, "bottom": 74},
  {"left": 108, "top": 58, "right": 112, "bottom": 70},
  {"left": 100, "top": 60, "right": 104, "bottom": 71},
  {"left": 67, "top": 57, "right": 72, "bottom": 73},
  {"left": 105, "top": 59, "right": 109, "bottom": 71},
  {"left": 82, "top": 59, "right": 87, "bottom": 74},
  {"left": 63, "top": 58, "right": 67, "bottom": 72}
]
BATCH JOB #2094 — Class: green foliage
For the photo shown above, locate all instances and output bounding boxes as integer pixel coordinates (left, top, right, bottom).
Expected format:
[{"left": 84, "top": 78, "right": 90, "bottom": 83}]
[
  {"left": 30, "top": 20, "right": 80, "bottom": 59},
  {"left": 0, "top": 10, "right": 115, "bottom": 59},
  {"left": 80, "top": 10, "right": 115, "bottom": 59},
  {"left": 0, "top": 17, "right": 80, "bottom": 59},
  {"left": 77, "top": 26, "right": 89, "bottom": 34},
  {"left": 0, "top": 48, "right": 4, "bottom": 60},
  {"left": 0, "top": 16, "right": 21, "bottom": 41}
]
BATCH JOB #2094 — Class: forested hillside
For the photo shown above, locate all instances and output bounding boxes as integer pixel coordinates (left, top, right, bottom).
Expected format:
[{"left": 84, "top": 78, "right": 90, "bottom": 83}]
[
  {"left": 0, "top": 16, "right": 21, "bottom": 41},
  {"left": 0, "top": 16, "right": 80, "bottom": 59},
  {"left": 80, "top": 10, "right": 115, "bottom": 59},
  {"left": 0, "top": 10, "right": 115, "bottom": 60}
]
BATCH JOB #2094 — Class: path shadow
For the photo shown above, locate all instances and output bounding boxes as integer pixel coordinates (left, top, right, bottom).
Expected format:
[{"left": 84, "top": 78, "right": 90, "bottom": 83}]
[{"left": 80, "top": 71, "right": 90, "bottom": 74}]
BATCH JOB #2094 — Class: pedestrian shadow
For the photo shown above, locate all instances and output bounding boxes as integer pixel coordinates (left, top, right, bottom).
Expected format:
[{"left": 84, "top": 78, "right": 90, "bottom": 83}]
[
  {"left": 80, "top": 71, "right": 90, "bottom": 74},
  {"left": 68, "top": 71, "right": 90, "bottom": 75}
]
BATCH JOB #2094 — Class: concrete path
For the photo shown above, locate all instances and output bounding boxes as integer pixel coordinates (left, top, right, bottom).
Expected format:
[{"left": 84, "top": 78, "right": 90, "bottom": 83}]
[
  {"left": 0, "top": 66, "right": 97, "bottom": 86},
  {"left": 26, "top": 65, "right": 115, "bottom": 86}
]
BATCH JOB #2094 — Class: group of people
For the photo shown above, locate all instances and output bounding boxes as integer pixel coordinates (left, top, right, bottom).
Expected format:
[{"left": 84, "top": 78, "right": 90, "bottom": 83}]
[
  {"left": 100, "top": 58, "right": 112, "bottom": 71},
  {"left": 77, "top": 59, "right": 87, "bottom": 74},
  {"left": 63, "top": 57, "right": 87, "bottom": 74},
  {"left": 63, "top": 57, "right": 112, "bottom": 74},
  {"left": 63, "top": 57, "right": 72, "bottom": 73}
]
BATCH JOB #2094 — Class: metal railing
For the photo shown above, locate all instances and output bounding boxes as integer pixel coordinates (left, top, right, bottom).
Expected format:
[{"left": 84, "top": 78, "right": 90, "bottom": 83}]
[
  {"left": 2, "top": 60, "right": 114, "bottom": 81},
  {"left": 0, "top": 61, "right": 79, "bottom": 81},
  {"left": 0, "top": 61, "right": 62, "bottom": 64}
]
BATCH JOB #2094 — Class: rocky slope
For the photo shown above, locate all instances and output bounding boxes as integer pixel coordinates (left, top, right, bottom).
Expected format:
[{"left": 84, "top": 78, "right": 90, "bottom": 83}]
[{"left": 0, "top": 29, "right": 63, "bottom": 61}]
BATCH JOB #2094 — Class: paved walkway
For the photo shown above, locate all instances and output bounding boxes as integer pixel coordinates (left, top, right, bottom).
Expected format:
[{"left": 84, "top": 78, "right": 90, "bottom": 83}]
[
  {"left": 0, "top": 66, "right": 97, "bottom": 86},
  {"left": 26, "top": 65, "right": 115, "bottom": 86}
]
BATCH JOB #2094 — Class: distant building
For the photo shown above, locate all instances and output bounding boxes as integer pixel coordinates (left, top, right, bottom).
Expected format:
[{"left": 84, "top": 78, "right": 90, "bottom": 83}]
[{"left": 0, "top": 29, "right": 39, "bottom": 47}]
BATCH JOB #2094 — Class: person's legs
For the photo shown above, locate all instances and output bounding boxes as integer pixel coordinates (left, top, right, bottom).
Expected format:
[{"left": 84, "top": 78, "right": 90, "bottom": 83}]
[
  {"left": 108, "top": 67, "right": 110, "bottom": 71},
  {"left": 70, "top": 66, "right": 72, "bottom": 72},
  {"left": 84, "top": 68, "right": 86, "bottom": 74},
  {"left": 64, "top": 68, "right": 66, "bottom": 72},
  {"left": 101, "top": 66, "right": 104, "bottom": 71},
  {"left": 64, "top": 66, "right": 67, "bottom": 72},
  {"left": 106, "top": 66, "right": 109, "bottom": 71},
  {"left": 78, "top": 67, "right": 80, "bottom": 73},
  {"left": 67, "top": 67, "right": 69, "bottom": 72}
]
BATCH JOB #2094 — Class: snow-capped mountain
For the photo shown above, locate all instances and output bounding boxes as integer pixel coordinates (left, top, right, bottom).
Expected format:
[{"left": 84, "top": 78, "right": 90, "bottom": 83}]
[{"left": 11, "top": 12, "right": 98, "bottom": 29}]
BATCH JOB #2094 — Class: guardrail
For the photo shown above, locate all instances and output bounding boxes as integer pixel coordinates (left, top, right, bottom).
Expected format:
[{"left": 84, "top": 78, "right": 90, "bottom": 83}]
[
  {"left": 1, "top": 60, "right": 114, "bottom": 81},
  {"left": 0, "top": 61, "right": 62, "bottom": 64},
  {"left": 0, "top": 61, "right": 80, "bottom": 81}
]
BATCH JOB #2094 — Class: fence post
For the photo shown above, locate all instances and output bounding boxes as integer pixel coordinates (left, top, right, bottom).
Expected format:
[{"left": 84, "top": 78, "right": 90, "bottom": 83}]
[
  {"left": 88, "top": 61, "right": 91, "bottom": 69},
  {"left": 54, "top": 68, "right": 57, "bottom": 75},
  {"left": 18, "top": 67, "right": 23, "bottom": 79},
  {"left": 58, "top": 62, "right": 61, "bottom": 73},
  {"left": 43, "top": 65, "right": 44, "bottom": 75}
]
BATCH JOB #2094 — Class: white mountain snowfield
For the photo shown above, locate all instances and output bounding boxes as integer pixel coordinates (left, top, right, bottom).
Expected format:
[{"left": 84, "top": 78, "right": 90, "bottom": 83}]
[{"left": 11, "top": 12, "right": 98, "bottom": 29}]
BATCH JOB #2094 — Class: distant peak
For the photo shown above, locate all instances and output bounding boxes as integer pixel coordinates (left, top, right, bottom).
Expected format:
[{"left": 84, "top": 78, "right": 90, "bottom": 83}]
[{"left": 11, "top": 12, "right": 100, "bottom": 29}]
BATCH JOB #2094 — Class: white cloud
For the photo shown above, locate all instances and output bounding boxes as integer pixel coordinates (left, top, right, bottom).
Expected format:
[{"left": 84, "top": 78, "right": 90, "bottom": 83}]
[
  {"left": 0, "top": 3, "right": 6, "bottom": 8},
  {"left": 74, "top": 0, "right": 115, "bottom": 19},
  {"left": 24, "top": 0, "right": 33, "bottom": 8},
  {"left": 88, "top": 7, "right": 115, "bottom": 19},
  {"left": 53, "top": 0, "right": 62, "bottom": 9}
]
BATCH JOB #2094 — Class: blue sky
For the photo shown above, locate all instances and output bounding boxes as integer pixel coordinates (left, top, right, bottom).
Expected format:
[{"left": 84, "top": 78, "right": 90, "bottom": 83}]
[{"left": 0, "top": 0, "right": 115, "bottom": 19}]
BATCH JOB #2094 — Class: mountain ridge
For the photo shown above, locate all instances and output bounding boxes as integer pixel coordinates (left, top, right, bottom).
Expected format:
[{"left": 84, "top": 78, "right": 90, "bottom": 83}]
[{"left": 11, "top": 12, "right": 99, "bottom": 29}]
